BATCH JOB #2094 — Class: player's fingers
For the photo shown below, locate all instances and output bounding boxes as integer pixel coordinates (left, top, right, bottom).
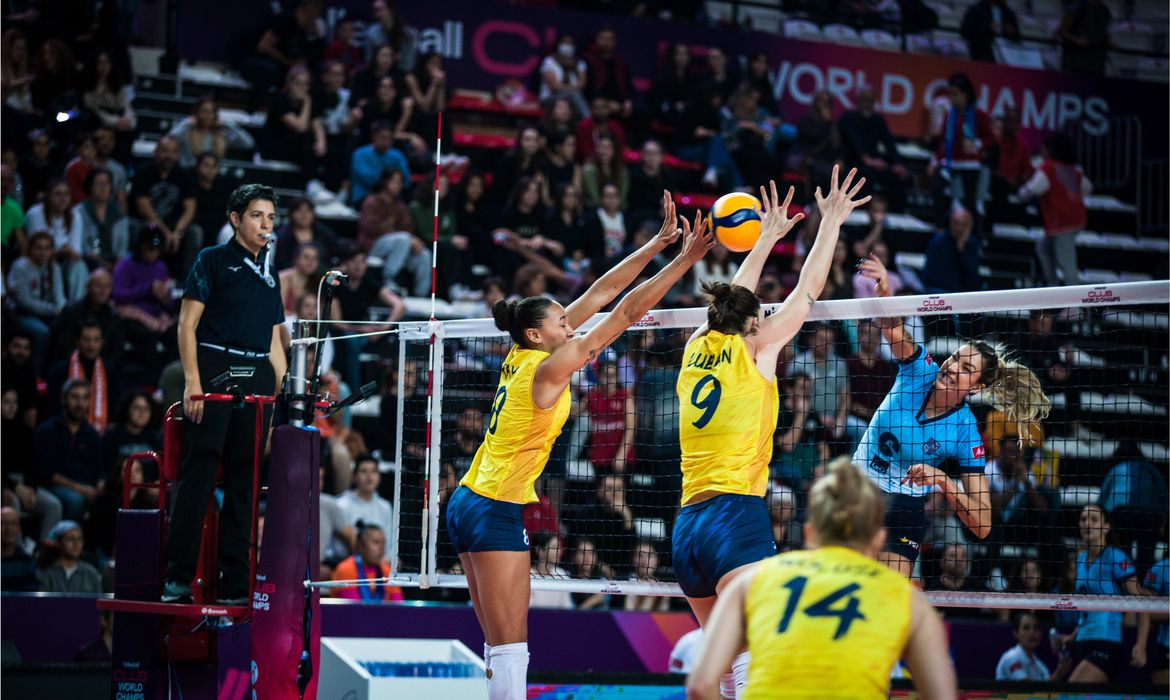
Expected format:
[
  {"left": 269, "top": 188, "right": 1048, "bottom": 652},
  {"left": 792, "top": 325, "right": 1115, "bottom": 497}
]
[
  {"left": 694, "top": 209, "right": 706, "bottom": 234},
  {"left": 759, "top": 185, "right": 770, "bottom": 212},
  {"left": 771, "top": 180, "right": 780, "bottom": 210},
  {"left": 814, "top": 186, "right": 824, "bottom": 202},
  {"left": 829, "top": 163, "right": 840, "bottom": 192},
  {"left": 840, "top": 167, "right": 858, "bottom": 194},
  {"left": 852, "top": 195, "right": 873, "bottom": 208},
  {"left": 847, "top": 177, "right": 867, "bottom": 199},
  {"left": 679, "top": 214, "right": 692, "bottom": 236},
  {"left": 780, "top": 184, "right": 794, "bottom": 213}
]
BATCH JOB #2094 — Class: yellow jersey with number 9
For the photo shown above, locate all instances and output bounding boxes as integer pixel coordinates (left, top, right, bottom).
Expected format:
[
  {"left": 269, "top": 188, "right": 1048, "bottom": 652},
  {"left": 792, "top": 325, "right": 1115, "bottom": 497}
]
[
  {"left": 742, "top": 547, "right": 913, "bottom": 700},
  {"left": 677, "top": 331, "right": 777, "bottom": 505},
  {"left": 461, "top": 345, "right": 571, "bottom": 504}
]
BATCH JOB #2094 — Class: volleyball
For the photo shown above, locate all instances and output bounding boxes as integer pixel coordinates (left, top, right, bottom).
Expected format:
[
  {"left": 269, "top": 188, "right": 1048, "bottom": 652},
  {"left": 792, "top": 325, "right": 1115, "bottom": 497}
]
[{"left": 709, "top": 192, "right": 763, "bottom": 252}]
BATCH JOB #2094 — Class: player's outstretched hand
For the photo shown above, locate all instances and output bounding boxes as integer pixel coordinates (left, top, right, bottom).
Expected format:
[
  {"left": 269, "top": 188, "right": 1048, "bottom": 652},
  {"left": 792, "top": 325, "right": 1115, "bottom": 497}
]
[
  {"left": 759, "top": 180, "right": 804, "bottom": 243},
  {"left": 857, "top": 252, "right": 891, "bottom": 297},
  {"left": 678, "top": 209, "right": 715, "bottom": 264},
  {"left": 815, "top": 164, "right": 871, "bottom": 224},
  {"left": 901, "top": 464, "right": 948, "bottom": 489},
  {"left": 654, "top": 191, "right": 681, "bottom": 246}
]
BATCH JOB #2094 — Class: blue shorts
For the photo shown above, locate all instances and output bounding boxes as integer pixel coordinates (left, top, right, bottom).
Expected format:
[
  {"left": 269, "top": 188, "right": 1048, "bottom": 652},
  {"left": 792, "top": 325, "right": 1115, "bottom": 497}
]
[
  {"left": 671, "top": 494, "right": 776, "bottom": 599},
  {"left": 445, "top": 486, "right": 530, "bottom": 554},
  {"left": 884, "top": 493, "right": 926, "bottom": 563}
]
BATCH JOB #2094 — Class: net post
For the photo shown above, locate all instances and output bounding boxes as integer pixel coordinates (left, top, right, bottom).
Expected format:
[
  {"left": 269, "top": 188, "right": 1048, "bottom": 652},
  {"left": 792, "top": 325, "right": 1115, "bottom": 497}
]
[
  {"left": 425, "top": 323, "right": 445, "bottom": 585},
  {"left": 289, "top": 321, "right": 308, "bottom": 428},
  {"left": 388, "top": 328, "right": 408, "bottom": 577},
  {"left": 418, "top": 319, "right": 442, "bottom": 589}
]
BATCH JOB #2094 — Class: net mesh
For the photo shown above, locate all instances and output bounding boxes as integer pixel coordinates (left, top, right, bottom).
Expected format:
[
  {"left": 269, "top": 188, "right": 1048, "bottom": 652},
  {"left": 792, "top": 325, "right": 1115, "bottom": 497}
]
[{"left": 383, "top": 283, "right": 1169, "bottom": 612}]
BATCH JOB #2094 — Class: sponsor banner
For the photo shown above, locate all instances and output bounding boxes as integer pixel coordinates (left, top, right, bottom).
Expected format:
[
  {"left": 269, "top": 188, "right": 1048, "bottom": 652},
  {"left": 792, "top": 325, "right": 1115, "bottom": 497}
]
[{"left": 176, "top": 0, "right": 1168, "bottom": 153}]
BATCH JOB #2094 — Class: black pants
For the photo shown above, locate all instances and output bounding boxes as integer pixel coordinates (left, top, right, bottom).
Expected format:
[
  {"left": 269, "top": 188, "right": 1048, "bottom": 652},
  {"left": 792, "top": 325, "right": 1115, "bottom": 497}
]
[{"left": 164, "top": 346, "right": 274, "bottom": 594}]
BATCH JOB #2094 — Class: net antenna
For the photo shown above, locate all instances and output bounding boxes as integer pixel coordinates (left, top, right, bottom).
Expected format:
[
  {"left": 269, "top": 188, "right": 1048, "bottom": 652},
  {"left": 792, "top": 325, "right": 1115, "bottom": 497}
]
[{"left": 419, "top": 111, "right": 444, "bottom": 589}]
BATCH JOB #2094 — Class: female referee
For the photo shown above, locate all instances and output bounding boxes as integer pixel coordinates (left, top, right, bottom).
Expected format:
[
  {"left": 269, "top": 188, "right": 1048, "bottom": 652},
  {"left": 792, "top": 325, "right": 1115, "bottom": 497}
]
[
  {"left": 687, "top": 458, "right": 958, "bottom": 700},
  {"left": 674, "top": 166, "right": 869, "bottom": 699},
  {"left": 446, "top": 192, "right": 715, "bottom": 700},
  {"left": 854, "top": 252, "right": 1051, "bottom": 577}
]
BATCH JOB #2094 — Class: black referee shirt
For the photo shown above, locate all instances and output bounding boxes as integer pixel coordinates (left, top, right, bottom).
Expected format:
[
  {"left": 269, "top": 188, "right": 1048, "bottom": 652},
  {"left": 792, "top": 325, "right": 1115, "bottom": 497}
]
[{"left": 183, "top": 237, "right": 284, "bottom": 353}]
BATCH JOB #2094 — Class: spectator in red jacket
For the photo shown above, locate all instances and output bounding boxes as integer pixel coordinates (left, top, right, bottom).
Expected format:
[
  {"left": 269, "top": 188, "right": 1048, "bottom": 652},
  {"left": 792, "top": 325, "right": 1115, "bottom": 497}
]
[
  {"left": 988, "top": 106, "right": 1032, "bottom": 225},
  {"left": 324, "top": 17, "right": 362, "bottom": 75},
  {"left": 992, "top": 107, "right": 1032, "bottom": 189},
  {"left": 583, "top": 28, "right": 634, "bottom": 119},
  {"left": 1017, "top": 133, "right": 1091, "bottom": 287},
  {"left": 575, "top": 96, "right": 627, "bottom": 164}
]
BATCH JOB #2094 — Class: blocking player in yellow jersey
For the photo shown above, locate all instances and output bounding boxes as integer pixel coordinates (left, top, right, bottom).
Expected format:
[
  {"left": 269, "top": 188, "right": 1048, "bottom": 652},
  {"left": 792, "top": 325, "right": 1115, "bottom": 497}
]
[
  {"left": 673, "top": 167, "right": 869, "bottom": 699},
  {"left": 687, "top": 458, "right": 958, "bottom": 700},
  {"left": 447, "top": 193, "right": 716, "bottom": 700}
]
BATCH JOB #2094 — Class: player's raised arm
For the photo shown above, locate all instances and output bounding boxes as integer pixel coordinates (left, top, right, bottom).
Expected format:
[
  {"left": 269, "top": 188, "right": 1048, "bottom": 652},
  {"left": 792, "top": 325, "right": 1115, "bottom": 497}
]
[
  {"left": 538, "top": 210, "right": 715, "bottom": 386},
  {"left": 730, "top": 181, "right": 803, "bottom": 294},
  {"left": 687, "top": 182, "right": 804, "bottom": 347},
  {"left": 564, "top": 191, "right": 681, "bottom": 329},
  {"left": 752, "top": 165, "right": 869, "bottom": 350},
  {"left": 857, "top": 251, "right": 918, "bottom": 362}
]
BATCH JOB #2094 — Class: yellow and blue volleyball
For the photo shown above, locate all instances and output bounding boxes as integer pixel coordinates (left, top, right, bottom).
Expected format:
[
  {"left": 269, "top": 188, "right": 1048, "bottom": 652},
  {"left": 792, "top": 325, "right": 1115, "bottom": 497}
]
[{"left": 709, "top": 192, "right": 762, "bottom": 252}]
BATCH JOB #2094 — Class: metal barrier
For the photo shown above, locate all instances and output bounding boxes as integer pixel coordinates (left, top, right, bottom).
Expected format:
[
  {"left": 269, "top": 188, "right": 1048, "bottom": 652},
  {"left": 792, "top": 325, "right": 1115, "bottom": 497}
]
[{"left": 1069, "top": 115, "right": 1142, "bottom": 195}]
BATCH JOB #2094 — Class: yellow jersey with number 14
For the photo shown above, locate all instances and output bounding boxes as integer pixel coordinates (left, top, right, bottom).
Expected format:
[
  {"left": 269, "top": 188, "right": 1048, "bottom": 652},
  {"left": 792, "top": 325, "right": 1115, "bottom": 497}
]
[
  {"left": 742, "top": 546, "right": 913, "bottom": 700},
  {"left": 677, "top": 331, "right": 778, "bottom": 505},
  {"left": 461, "top": 345, "right": 571, "bottom": 504}
]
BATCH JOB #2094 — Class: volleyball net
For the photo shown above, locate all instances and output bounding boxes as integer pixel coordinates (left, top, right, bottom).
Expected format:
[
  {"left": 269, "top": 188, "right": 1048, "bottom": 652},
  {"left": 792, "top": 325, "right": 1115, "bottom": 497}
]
[{"left": 380, "top": 281, "right": 1169, "bottom": 612}]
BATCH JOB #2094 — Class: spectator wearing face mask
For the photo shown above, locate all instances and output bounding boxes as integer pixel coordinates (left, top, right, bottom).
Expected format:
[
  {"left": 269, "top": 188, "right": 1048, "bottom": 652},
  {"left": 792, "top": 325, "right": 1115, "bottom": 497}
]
[{"left": 540, "top": 35, "right": 590, "bottom": 119}]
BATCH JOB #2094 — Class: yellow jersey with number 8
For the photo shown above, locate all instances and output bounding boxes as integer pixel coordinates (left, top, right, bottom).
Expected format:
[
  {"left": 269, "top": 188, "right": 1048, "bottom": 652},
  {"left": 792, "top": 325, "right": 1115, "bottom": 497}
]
[
  {"left": 461, "top": 346, "right": 571, "bottom": 504},
  {"left": 677, "top": 331, "right": 777, "bottom": 505},
  {"left": 742, "top": 547, "right": 913, "bottom": 700}
]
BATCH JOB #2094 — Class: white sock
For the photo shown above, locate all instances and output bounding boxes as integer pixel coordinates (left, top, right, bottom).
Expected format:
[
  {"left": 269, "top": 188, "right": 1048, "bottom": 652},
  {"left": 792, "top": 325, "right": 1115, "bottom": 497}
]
[
  {"left": 732, "top": 651, "right": 751, "bottom": 698},
  {"left": 719, "top": 672, "right": 736, "bottom": 699},
  {"left": 486, "top": 642, "right": 528, "bottom": 700}
]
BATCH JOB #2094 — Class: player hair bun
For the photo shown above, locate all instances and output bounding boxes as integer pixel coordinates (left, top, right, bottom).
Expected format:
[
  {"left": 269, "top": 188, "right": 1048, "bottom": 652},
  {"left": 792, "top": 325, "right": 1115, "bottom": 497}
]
[
  {"left": 701, "top": 281, "right": 760, "bottom": 335},
  {"left": 700, "top": 280, "right": 732, "bottom": 302},
  {"left": 492, "top": 299, "right": 516, "bottom": 333},
  {"left": 809, "top": 457, "right": 884, "bottom": 548}
]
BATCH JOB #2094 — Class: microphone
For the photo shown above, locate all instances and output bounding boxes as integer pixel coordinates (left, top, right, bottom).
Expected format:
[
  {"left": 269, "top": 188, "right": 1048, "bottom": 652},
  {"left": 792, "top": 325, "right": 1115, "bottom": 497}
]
[{"left": 323, "top": 270, "right": 349, "bottom": 286}]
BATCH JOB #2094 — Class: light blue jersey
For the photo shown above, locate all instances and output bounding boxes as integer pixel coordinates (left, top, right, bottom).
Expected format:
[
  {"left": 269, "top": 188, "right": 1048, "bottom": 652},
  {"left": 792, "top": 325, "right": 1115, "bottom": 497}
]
[
  {"left": 853, "top": 347, "right": 986, "bottom": 496},
  {"left": 1144, "top": 559, "right": 1169, "bottom": 647},
  {"left": 1076, "top": 546, "right": 1137, "bottom": 643}
]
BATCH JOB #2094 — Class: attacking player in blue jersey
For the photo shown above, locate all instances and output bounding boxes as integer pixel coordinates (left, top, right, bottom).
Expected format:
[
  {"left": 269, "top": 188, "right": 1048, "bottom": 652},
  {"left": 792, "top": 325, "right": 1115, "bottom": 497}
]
[
  {"left": 1144, "top": 555, "right": 1169, "bottom": 684},
  {"left": 1050, "top": 504, "right": 1150, "bottom": 683},
  {"left": 855, "top": 253, "right": 1051, "bottom": 576}
]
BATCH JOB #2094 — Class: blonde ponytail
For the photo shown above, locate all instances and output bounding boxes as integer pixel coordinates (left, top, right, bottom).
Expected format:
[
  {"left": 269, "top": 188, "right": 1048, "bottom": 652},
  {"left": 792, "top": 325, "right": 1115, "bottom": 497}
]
[
  {"left": 972, "top": 342, "right": 1052, "bottom": 444},
  {"left": 808, "top": 457, "right": 884, "bottom": 548}
]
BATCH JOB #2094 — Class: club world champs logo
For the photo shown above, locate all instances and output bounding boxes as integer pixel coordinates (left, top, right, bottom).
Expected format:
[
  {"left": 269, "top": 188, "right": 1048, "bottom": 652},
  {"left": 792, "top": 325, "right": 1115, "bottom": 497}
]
[
  {"left": 916, "top": 297, "right": 953, "bottom": 313},
  {"left": 1082, "top": 287, "right": 1122, "bottom": 304}
]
